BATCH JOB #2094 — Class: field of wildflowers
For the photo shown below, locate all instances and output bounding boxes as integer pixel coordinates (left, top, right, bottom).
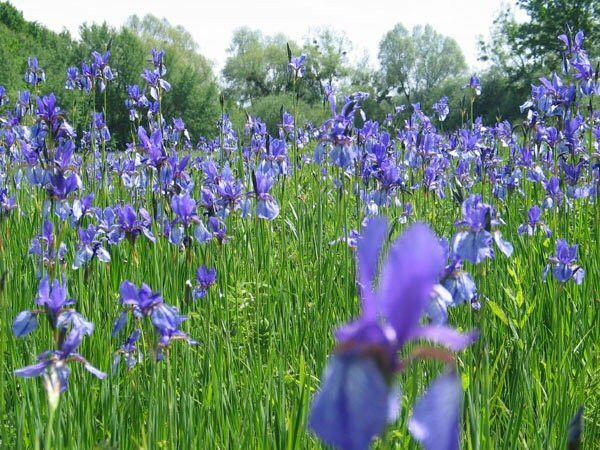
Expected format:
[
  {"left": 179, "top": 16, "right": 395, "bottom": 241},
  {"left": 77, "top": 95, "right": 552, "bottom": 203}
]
[{"left": 1, "top": 30, "right": 599, "bottom": 449}]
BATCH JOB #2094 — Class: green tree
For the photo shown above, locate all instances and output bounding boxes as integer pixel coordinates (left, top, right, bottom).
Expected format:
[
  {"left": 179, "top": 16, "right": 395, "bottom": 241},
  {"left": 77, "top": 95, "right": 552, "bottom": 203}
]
[
  {"left": 0, "top": 2, "right": 78, "bottom": 105},
  {"left": 377, "top": 24, "right": 466, "bottom": 104},
  {"left": 75, "top": 22, "right": 147, "bottom": 146},
  {"left": 125, "top": 15, "right": 220, "bottom": 140},
  {"left": 301, "top": 27, "right": 352, "bottom": 103},
  {"left": 509, "top": 0, "right": 600, "bottom": 69},
  {"left": 222, "top": 27, "right": 299, "bottom": 104}
]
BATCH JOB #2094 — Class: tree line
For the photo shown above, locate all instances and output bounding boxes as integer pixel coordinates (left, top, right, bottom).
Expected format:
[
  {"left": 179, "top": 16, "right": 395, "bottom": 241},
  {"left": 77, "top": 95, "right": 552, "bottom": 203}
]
[{"left": 1, "top": 0, "right": 598, "bottom": 146}]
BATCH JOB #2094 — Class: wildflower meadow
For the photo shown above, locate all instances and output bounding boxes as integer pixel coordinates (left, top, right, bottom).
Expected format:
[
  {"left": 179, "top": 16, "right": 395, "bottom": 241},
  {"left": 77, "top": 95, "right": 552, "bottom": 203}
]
[{"left": 0, "top": 7, "right": 599, "bottom": 449}]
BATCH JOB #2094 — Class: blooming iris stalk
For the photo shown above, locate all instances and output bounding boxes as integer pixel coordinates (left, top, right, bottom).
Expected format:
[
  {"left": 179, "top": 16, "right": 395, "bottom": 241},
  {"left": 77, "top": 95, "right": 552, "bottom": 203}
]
[
  {"left": 543, "top": 239, "right": 585, "bottom": 285},
  {"left": 112, "top": 281, "right": 196, "bottom": 368},
  {"left": 308, "top": 218, "right": 478, "bottom": 449}
]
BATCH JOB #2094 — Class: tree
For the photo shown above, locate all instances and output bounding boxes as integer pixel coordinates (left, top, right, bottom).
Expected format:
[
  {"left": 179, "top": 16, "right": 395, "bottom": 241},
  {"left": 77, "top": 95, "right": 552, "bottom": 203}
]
[
  {"left": 0, "top": 2, "right": 78, "bottom": 104},
  {"left": 377, "top": 24, "right": 467, "bottom": 105},
  {"left": 125, "top": 15, "right": 220, "bottom": 140},
  {"left": 222, "top": 28, "right": 299, "bottom": 105},
  {"left": 301, "top": 27, "right": 352, "bottom": 102},
  {"left": 75, "top": 22, "right": 147, "bottom": 147},
  {"left": 509, "top": 0, "right": 600, "bottom": 69}
]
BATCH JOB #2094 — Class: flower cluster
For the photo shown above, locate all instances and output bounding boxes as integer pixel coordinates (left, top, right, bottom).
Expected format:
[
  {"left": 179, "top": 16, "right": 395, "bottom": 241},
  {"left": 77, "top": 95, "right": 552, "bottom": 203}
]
[
  {"left": 308, "top": 219, "right": 478, "bottom": 449},
  {"left": 112, "top": 281, "right": 196, "bottom": 367},
  {"left": 13, "top": 276, "right": 105, "bottom": 393}
]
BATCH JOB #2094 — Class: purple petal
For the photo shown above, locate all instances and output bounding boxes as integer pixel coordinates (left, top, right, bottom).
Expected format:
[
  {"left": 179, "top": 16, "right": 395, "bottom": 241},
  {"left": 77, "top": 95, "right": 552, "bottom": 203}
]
[
  {"left": 378, "top": 223, "right": 443, "bottom": 345},
  {"left": 410, "top": 325, "right": 479, "bottom": 351},
  {"left": 112, "top": 311, "right": 128, "bottom": 336},
  {"left": 308, "top": 353, "right": 393, "bottom": 450},
  {"left": 493, "top": 231, "right": 513, "bottom": 257},
  {"left": 120, "top": 281, "right": 139, "bottom": 305},
  {"left": 409, "top": 371, "right": 462, "bottom": 450},
  {"left": 452, "top": 230, "right": 493, "bottom": 264},
  {"left": 357, "top": 217, "right": 388, "bottom": 320},
  {"left": 83, "top": 362, "right": 107, "bottom": 379},
  {"left": 12, "top": 310, "right": 39, "bottom": 337},
  {"left": 15, "top": 360, "right": 51, "bottom": 377}
]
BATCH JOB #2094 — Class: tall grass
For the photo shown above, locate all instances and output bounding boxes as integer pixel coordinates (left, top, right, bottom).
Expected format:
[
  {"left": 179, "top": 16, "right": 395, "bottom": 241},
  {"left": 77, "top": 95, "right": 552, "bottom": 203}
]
[{"left": 1, "top": 158, "right": 598, "bottom": 449}]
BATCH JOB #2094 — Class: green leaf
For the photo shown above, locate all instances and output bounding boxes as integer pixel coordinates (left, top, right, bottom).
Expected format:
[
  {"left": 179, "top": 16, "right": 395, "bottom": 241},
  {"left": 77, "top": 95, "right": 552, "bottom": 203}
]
[{"left": 487, "top": 300, "right": 509, "bottom": 326}]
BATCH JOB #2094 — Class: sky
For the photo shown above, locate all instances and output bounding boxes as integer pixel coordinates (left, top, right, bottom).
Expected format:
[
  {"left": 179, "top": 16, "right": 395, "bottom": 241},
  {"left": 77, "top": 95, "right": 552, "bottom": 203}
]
[{"left": 13, "top": 0, "right": 520, "bottom": 73}]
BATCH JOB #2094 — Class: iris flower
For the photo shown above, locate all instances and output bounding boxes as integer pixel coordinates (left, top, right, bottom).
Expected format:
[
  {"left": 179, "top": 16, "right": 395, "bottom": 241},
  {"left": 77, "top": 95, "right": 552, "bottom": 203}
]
[
  {"left": 308, "top": 218, "right": 478, "bottom": 450},
  {"left": 15, "top": 326, "right": 105, "bottom": 393},
  {"left": 113, "top": 281, "right": 196, "bottom": 366},
  {"left": 253, "top": 171, "right": 280, "bottom": 220},
  {"left": 191, "top": 266, "right": 217, "bottom": 299},
  {"left": 517, "top": 205, "right": 551, "bottom": 237},
  {"left": 543, "top": 239, "right": 585, "bottom": 285},
  {"left": 452, "top": 195, "right": 513, "bottom": 264}
]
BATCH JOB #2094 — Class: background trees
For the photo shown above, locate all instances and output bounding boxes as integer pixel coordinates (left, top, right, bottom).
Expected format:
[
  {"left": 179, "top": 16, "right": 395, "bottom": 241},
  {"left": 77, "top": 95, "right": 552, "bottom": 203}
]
[
  {"left": 377, "top": 24, "right": 467, "bottom": 105},
  {"left": 2, "top": 0, "right": 599, "bottom": 145}
]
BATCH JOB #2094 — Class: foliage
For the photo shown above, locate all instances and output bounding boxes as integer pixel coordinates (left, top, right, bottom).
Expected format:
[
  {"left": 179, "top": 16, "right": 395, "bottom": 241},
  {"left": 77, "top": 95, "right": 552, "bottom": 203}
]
[{"left": 377, "top": 24, "right": 467, "bottom": 104}]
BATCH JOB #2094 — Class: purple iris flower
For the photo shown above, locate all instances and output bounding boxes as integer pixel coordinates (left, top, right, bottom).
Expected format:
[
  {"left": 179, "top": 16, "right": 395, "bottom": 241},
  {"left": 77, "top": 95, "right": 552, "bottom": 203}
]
[
  {"left": 543, "top": 239, "right": 585, "bottom": 285},
  {"left": 90, "top": 50, "right": 114, "bottom": 93},
  {"left": 113, "top": 329, "right": 142, "bottom": 371},
  {"left": 191, "top": 266, "right": 217, "bottom": 299},
  {"left": 166, "top": 193, "right": 205, "bottom": 247},
  {"left": 29, "top": 219, "right": 67, "bottom": 269},
  {"left": 72, "top": 225, "right": 111, "bottom": 270},
  {"left": 433, "top": 96, "right": 449, "bottom": 121},
  {"left": 125, "top": 84, "right": 149, "bottom": 120},
  {"left": 171, "top": 193, "right": 200, "bottom": 227},
  {"left": 64, "top": 66, "right": 80, "bottom": 90},
  {"left": 15, "top": 325, "right": 105, "bottom": 393},
  {"left": 254, "top": 171, "right": 280, "bottom": 220},
  {"left": 150, "top": 48, "right": 167, "bottom": 75},
  {"left": 452, "top": 195, "right": 513, "bottom": 264},
  {"left": 281, "top": 111, "right": 294, "bottom": 134},
  {"left": 542, "top": 177, "right": 563, "bottom": 209},
  {"left": 16, "top": 90, "right": 32, "bottom": 118},
  {"left": 113, "top": 281, "right": 196, "bottom": 364},
  {"left": 316, "top": 91, "right": 368, "bottom": 171},
  {"left": 209, "top": 217, "right": 228, "bottom": 242},
  {"left": 561, "top": 161, "right": 591, "bottom": 199},
  {"left": 35, "top": 94, "right": 76, "bottom": 139},
  {"left": 308, "top": 218, "right": 478, "bottom": 450},
  {"left": 113, "top": 281, "right": 163, "bottom": 332},
  {"left": 12, "top": 276, "right": 96, "bottom": 383},
  {"left": 72, "top": 193, "right": 95, "bottom": 224},
  {"left": 259, "top": 138, "right": 289, "bottom": 177},
  {"left": 428, "top": 242, "right": 478, "bottom": 324},
  {"left": 33, "top": 275, "right": 75, "bottom": 324},
  {"left": 165, "top": 152, "right": 191, "bottom": 182},
  {"left": 0, "top": 85, "right": 8, "bottom": 105},
  {"left": 467, "top": 75, "right": 481, "bottom": 96},
  {"left": 398, "top": 202, "right": 413, "bottom": 224},
  {"left": 113, "top": 204, "right": 155, "bottom": 244},
  {"left": 138, "top": 126, "right": 167, "bottom": 169},
  {"left": 0, "top": 187, "right": 17, "bottom": 217},
  {"left": 329, "top": 228, "right": 360, "bottom": 248},
  {"left": 215, "top": 178, "right": 244, "bottom": 215},
  {"left": 153, "top": 304, "right": 197, "bottom": 360},
  {"left": 53, "top": 139, "right": 76, "bottom": 172},
  {"left": 94, "top": 112, "right": 111, "bottom": 142},
  {"left": 558, "top": 31, "right": 585, "bottom": 54},
  {"left": 141, "top": 61, "right": 171, "bottom": 101},
  {"left": 47, "top": 172, "right": 81, "bottom": 200},
  {"left": 518, "top": 205, "right": 551, "bottom": 237},
  {"left": 289, "top": 54, "right": 307, "bottom": 78},
  {"left": 24, "top": 57, "right": 46, "bottom": 86}
]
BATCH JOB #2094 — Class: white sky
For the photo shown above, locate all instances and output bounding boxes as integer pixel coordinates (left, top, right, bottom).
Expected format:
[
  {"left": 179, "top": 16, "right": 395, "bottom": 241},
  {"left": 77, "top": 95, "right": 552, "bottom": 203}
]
[{"left": 13, "top": 0, "right": 521, "bottom": 73}]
